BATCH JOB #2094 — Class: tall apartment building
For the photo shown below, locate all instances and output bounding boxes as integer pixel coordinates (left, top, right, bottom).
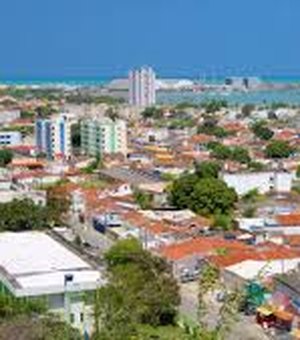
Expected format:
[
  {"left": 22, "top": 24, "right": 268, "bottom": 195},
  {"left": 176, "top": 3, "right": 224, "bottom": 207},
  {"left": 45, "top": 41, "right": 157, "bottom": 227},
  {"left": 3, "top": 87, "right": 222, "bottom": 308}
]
[
  {"left": 35, "top": 115, "right": 71, "bottom": 160},
  {"left": 129, "top": 66, "right": 156, "bottom": 107},
  {"left": 81, "top": 118, "right": 127, "bottom": 157}
]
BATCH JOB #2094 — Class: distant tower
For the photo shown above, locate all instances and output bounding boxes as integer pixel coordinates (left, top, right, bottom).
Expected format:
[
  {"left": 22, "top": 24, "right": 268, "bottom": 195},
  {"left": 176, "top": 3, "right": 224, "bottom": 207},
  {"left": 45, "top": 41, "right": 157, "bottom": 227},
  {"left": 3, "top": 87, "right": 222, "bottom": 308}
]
[{"left": 129, "top": 66, "right": 156, "bottom": 107}]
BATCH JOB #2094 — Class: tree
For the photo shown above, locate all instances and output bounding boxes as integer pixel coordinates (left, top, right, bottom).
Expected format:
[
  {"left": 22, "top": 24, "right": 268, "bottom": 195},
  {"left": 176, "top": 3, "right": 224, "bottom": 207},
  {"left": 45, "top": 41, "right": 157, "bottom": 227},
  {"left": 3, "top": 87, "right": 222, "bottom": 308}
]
[
  {"left": 210, "top": 143, "right": 232, "bottom": 161},
  {"left": 202, "top": 99, "right": 228, "bottom": 113},
  {"left": 198, "top": 120, "right": 229, "bottom": 138},
  {"left": 231, "top": 147, "right": 251, "bottom": 164},
  {"left": 168, "top": 173, "right": 199, "bottom": 209},
  {"left": 133, "top": 190, "right": 153, "bottom": 209},
  {"left": 297, "top": 165, "right": 300, "bottom": 178},
  {"left": 189, "top": 178, "right": 237, "bottom": 216},
  {"left": 213, "top": 214, "right": 234, "bottom": 231},
  {"left": 0, "top": 199, "right": 49, "bottom": 232},
  {"left": 141, "top": 107, "right": 163, "bottom": 119},
  {"left": 0, "top": 149, "right": 13, "bottom": 167},
  {"left": 46, "top": 184, "right": 71, "bottom": 225},
  {"left": 248, "top": 161, "right": 265, "bottom": 172},
  {"left": 93, "top": 239, "right": 180, "bottom": 339},
  {"left": 105, "top": 107, "right": 119, "bottom": 121},
  {"left": 265, "top": 140, "right": 294, "bottom": 159},
  {"left": 36, "top": 105, "right": 54, "bottom": 118},
  {"left": 195, "top": 161, "right": 220, "bottom": 179},
  {"left": 251, "top": 121, "right": 274, "bottom": 141},
  {"left": 242, "top": 189, "right": 260, "bottom": 204},
  {"left": 241, "top": 104, "right": 255, "bottom": 117}
]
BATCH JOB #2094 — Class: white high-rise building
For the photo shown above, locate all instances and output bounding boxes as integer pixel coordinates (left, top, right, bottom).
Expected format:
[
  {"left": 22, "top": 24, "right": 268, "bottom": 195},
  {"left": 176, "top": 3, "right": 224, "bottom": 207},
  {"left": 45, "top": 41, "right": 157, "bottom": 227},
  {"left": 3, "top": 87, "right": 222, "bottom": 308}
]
[{"left": 129, "top": 66, "right": 156, "bottom": 107}]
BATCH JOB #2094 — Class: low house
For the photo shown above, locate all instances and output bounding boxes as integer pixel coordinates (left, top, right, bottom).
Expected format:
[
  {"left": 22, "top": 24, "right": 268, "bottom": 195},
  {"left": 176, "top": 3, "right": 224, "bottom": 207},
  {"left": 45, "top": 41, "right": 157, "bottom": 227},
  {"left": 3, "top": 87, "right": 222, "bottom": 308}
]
[
  {"left": 238, "top": 213, "right": 300, "bottom": 238},
  {"left": 223, "top": 259, "right": 300, "bottom": 290},
  {"left": 158, "top": 237, "right": 248, "bottom": 282}
]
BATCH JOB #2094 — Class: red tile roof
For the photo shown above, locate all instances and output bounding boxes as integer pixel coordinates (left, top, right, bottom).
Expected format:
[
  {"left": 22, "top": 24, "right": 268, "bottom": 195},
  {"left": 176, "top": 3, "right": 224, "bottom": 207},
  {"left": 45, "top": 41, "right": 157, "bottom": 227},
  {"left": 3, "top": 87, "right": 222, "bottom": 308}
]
[
  {"left": 276, "top": 213, "right": 300, "bottom": 226},
  {"left": 191, "top": 134, "right": 214, "bottom": 144},
  {"left": 209, "top": 243, "right": 300, "bottom": 268},
  {"left": 159, "top": 237, "right": 248, "bottom": 261}
]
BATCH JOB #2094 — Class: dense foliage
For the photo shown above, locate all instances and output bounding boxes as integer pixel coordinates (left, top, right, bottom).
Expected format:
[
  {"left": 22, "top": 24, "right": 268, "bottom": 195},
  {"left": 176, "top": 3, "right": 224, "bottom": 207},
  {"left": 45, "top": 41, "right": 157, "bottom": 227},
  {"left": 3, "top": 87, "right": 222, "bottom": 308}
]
[
  {"left": 198, "top": 119, "right": 229, "bottom": 138},
  {"left": 93, "top": 239, "right": 180, "bottom": 340},
  {"left": 133, "top": 189, "right": 153, "bottom": 209},
  {"left": 141, "top": 106, "right": 164, "bottom": 119},
  {"left": 0, "top": 199, "right": 49, "bottom": 231},
  {"left": 208, "top": 142, "right": 251, "bottom": 164},
  {"left": 0, "top": 149, "right": 13, "bottom": 167},
  {"left": 265, "top": 140, "right": 294, "bottom": 159},
  {"left": 201, "top": 99, "right": 228, "bottom": 113},
  {"left": 168, "top": 165, "right": 237, "bottom": 216},
  {"left": 46, "top": 184, "right": 71, "bottom": 225},
  {"left": 251, "top": 121, "right": 274, "bottom": 141}
]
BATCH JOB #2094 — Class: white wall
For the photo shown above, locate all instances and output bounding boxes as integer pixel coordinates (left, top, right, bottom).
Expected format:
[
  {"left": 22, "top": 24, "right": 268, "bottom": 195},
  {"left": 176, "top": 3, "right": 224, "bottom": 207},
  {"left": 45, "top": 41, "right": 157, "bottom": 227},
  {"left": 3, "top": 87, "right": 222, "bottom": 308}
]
[{"left": 222, "top": 172, "right": 292, "bottom": 195}]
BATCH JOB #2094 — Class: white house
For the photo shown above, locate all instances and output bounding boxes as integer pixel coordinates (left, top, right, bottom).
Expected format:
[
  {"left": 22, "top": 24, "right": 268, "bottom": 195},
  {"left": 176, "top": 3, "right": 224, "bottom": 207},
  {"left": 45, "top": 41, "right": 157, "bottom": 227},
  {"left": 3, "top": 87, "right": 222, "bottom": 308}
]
[
  {"left": 222, "top": 171, "right": 292, "bottom": 196},
  {"left": 0, "top": 232, "right": 103, "bottom": 333}
]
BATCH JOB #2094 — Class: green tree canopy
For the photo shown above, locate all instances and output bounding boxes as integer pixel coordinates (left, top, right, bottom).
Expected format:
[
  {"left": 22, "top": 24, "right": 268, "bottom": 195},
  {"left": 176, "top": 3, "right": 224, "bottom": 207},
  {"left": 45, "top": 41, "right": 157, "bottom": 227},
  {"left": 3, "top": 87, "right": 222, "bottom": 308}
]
[
  {"left": 189, "top": 178, "right": 237, "bottom": 216},
  {"left": 241, "top": 104, "right": 255, "bottom": 117},
  {"left": 169, "top": 174, "right": 237, "bottom": 217},
  {"left": 198, "top": 119, "right": 229, "bottom": 138},
  {"left": 210, "top": 143, "right": 232, "bottom": 160},
  {"left": 133, "top": 189, "right": 153, "bottom": 210},
  {"left": 265, "top": 140, "right": 294, "bottom": 159},
  {"left": 195, "top": 161, "right": 221, "bottom": 179},
  {"left": 94, "top": 239, "right": 180, "bottom": 339},
  {"left": 230, "top": 146, "right": 251, "bottom": 164},
  {"left": 0, "top": 199, "right": 49, "bottom": 232},
  {"left": 0, "top": 149, "right": 13, "bottom": 167},
  {"left": 141, "top": 106, "right": 163, "bottom": 119},
  {"left": 251, "top": 121, "right": 274, "bottom": 141},
  {"left": 208, "top": 143, "right": 251, "bottom": 164},
  {"left": 201, "top": 99, "right": 228, "bottom": 113}
]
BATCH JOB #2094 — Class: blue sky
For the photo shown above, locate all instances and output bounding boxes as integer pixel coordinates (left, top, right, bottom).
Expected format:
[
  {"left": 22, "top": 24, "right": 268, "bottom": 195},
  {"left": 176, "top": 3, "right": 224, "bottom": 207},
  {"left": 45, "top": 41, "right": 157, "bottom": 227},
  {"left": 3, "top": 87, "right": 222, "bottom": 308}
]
[{"left": 0, "top": 0, "right": 299, "bottom": 77}]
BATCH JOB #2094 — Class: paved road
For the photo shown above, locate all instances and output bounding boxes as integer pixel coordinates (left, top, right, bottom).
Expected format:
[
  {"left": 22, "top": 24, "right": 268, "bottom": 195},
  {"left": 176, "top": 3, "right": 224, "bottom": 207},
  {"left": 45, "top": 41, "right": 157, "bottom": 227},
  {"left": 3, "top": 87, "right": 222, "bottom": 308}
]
[
  {"left": 179, "top": 282, "right": 199, "bottom": 322},
  {"left": 69, "top": 215, "right": 114, "bottom": 256},
  {"left": 179, "top": 282, "right": 270, "bottom": 340}
]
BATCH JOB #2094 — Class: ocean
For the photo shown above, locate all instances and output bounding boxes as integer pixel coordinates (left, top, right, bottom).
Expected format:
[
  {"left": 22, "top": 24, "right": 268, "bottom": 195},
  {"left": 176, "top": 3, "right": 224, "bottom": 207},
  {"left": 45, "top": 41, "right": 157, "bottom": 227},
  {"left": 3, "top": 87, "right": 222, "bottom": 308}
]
[{"left": 1, "top": 75, "right": 300, "bottom": 105}]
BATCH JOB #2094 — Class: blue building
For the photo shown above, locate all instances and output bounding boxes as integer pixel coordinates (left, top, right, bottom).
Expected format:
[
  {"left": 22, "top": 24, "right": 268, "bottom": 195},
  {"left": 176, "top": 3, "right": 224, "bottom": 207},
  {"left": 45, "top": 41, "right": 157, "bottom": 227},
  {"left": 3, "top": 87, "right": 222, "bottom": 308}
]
[{"left": 35, "top": 115, "right": 71, "bottom": 160}]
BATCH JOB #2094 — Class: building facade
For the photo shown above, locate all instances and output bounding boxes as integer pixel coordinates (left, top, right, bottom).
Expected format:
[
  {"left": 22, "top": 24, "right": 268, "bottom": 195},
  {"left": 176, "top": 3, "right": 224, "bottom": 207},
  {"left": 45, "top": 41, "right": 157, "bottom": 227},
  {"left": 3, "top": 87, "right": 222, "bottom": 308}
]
[
  {"left": 81, "top": 118, "right": 127, "bottom": 157},
  {"left": 222, "top": 171, "right": 292, "bottom": 196},
  {"left": 0, "top": 232, "right": 102, "bottom": 333},
  {"left": 129, "top": 66, "right": 156, "bottom": 107},
  {"left": 0, "top": 131, "right": 22, "bottom": 146},
  {"left": 0, "top": 110, "right": 20, "bottom": 124},
  {"left": 35, "top": 115, "right": 71, "bottom": 160}
]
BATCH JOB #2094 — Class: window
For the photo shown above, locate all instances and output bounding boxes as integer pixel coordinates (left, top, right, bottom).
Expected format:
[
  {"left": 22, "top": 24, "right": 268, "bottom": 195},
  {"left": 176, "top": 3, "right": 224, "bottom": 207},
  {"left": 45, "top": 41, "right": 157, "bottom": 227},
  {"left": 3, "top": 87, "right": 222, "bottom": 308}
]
[
  {"left": 70, "top": 313, "right": 75, "bottom": 324},
  {"left": 80, "top": 313, "right": 84, "bottom": 323}
]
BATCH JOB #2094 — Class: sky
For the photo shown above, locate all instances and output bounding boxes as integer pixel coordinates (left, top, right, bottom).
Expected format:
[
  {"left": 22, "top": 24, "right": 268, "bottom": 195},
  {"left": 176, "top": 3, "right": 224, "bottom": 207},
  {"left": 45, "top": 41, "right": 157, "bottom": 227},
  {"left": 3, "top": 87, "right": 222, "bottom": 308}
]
[{"left": 0, "top": 0, "right": 299, "bottom": 78}]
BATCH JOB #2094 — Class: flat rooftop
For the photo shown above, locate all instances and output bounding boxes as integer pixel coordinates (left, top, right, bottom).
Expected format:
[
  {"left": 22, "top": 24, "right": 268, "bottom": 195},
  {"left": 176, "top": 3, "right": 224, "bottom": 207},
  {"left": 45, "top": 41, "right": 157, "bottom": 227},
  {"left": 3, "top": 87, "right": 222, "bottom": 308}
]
[{"left": 0, "top": 231, "right": 102, "bottom": 297}]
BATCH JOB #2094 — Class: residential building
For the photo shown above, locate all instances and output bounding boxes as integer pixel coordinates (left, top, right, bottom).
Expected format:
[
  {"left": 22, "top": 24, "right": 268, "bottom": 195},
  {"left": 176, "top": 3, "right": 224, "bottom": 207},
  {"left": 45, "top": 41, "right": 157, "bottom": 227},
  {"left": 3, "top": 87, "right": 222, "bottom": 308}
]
[
  {"left": 222, "top": 171, "right": 292, "bottom": 196},
  {"left": 159, "top": 237, "right": 248, "bottom": 282},
  {"left": 0, "top": 131, "right": 22, "bottom": 146},
  {"left": 0, "top": 231, "right": 102, "bottom": 333},
  {"left": 0, "top": 110, "right": 20, "bottom": 124},
  {"left": 81, "top": 118, "right": 127, "bottom": 157},
  {"left": 129, "top": 66, "right": 156, "bottom": 107},
  {"left": 35, "top": 115, "right": 71, "bottom": 160}
]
